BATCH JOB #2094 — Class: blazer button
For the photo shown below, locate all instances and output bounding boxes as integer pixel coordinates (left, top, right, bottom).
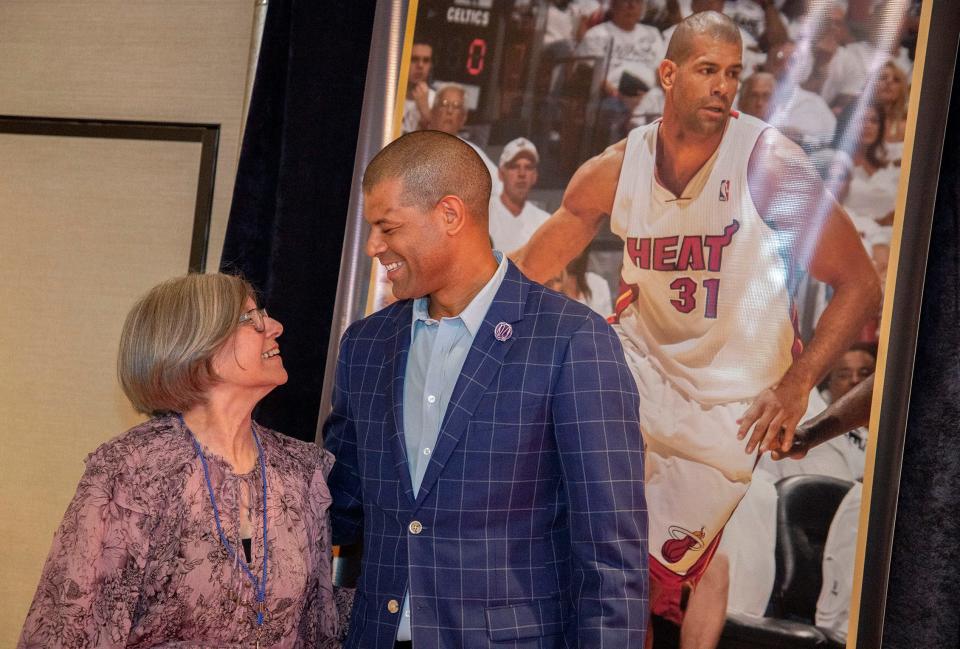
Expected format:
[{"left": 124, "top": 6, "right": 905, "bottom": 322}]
[
  {"left": 387, "top": 599, "right": 400, "bottom": 614},
  {"left": 408, "top": 520, "right": 423, "bottom": 534}
]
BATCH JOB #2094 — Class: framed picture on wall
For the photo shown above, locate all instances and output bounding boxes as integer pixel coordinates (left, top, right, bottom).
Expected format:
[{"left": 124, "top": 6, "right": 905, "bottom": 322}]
[{"left": 323, "top": 1, "right": 959, "bottom": 647}]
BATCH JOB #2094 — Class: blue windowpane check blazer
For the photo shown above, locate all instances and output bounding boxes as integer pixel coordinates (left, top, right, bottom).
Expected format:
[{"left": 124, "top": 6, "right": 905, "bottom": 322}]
[{"left": 324, "top": 262, "right": 649, "bottom": 649}]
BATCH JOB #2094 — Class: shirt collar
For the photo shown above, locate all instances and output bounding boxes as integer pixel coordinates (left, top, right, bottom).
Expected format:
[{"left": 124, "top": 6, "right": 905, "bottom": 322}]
[{"left": 411, "top": 251, "right": 508, "bottom": 337}]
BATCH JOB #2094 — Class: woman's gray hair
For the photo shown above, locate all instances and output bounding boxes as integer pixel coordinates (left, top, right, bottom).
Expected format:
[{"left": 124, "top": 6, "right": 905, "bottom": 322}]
[{"left": 117, "top": 273, "right": 254, "bottom": 415}]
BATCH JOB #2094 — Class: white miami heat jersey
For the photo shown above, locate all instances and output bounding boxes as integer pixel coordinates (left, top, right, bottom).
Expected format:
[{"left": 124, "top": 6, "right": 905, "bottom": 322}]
[{"left": 610, "top": 112, "right": 799, "bottom": 404}]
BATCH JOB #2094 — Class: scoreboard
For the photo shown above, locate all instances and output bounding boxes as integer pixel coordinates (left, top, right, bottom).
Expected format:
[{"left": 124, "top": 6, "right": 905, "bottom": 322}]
[{"left": 416, "top": 0, "right": 504, "bottom": 114}]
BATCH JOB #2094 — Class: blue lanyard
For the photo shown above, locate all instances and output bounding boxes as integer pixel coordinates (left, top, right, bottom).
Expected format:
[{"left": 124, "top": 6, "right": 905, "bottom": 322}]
[{"left": 178, "top": 414, "right": 269, "bottom": 627}]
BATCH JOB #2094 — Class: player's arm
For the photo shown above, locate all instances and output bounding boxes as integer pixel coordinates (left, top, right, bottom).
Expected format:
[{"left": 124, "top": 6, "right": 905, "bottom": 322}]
[
  {"left": 739, "top": 129, "right": 881, "bottom": 455},
  {"left": 511, "top": 140, "right": 625, "bottom": 283},
  {"left": 772, "top": 374, "right": 875, "bottom": 460}
]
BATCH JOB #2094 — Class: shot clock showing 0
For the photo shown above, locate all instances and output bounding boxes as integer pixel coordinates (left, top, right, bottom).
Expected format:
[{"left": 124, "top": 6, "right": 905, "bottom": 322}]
[{"left": 412, "top": 0, "right": 499, "bottom": 119}]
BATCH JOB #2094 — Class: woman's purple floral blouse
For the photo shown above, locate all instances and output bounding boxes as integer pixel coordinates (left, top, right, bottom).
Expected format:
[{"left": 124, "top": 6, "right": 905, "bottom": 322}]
[{"left": 18, "top": 414, "right": 339, "bottom": 648}]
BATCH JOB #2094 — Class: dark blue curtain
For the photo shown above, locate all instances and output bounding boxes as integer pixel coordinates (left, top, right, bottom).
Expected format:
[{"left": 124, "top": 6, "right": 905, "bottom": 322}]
[{"left": 221, "top": 0, "right": 377, "bottom": 442}]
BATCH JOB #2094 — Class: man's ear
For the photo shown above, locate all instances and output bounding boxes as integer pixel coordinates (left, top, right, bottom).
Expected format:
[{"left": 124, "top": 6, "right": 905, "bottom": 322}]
[
  {"left": 436, "top": 195, "right": 468, "bottom": 235},
  {"left": 659, "top": 59, "right": 676, "bottom": 90}
]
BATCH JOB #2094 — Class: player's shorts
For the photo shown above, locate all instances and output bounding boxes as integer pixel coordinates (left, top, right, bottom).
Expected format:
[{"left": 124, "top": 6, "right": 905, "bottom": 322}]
[
  {"left": 615, "top": 328, "right": 759, "bottom": 618},
  {"left": 649, "top": 532, "right": 722, "bottom": 625}
]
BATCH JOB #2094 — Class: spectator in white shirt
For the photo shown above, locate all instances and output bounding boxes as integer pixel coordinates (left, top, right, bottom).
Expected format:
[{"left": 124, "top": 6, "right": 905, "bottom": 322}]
[
  {"left": 576, "top": 0, "right": 665, "bottom": 145},
  {"left": 576, "top": 0, "right": 665, "bottom": 99},
  {"left": 783, "top": 0, "right": 851, "bottom": 47},
  {"left": 798, "top": 150, "right": 888, "bottom": 333},
  {"left": 487, "top": 138, "right": 552, "bottom": 254},
  {"left": 658, "top": 0, "right": 790, "bottom": 48},
  {"left": 402, "top": 41, "right": 435, "bottom": 134},
  {"left": 743, "top": 41, "right": 836, "bottom": 149},
  {"left": 545, "top": 0, "right": 604, "bottom": 48},
  {"left": 738, "top": 71, "right": 775, "bottom": 120},
  {"left": 837, "top": 101, "right": 899, "bottom": 227},
  {"left": 876, "top": 59, "right": 909, "bottom": 165},
  {"left": 822, "top": 150, "right": 882, "bottom": 241},
  {"left": 803, "top": 4, "right": 913, "bottom": 114},
  {"left": 816, "top": 482, "right": 861, "bottom": 640}
]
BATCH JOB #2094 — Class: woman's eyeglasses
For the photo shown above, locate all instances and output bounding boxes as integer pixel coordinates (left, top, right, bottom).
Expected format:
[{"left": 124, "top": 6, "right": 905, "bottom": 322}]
[{"left": 238, "top": 307, "right": 268, "bottom": 333}]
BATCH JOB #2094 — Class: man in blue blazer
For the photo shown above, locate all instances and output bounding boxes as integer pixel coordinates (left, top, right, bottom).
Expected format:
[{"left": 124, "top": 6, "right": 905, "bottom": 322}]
[{"left": 324, "top": 130, "right": 648, "bottom": 649}]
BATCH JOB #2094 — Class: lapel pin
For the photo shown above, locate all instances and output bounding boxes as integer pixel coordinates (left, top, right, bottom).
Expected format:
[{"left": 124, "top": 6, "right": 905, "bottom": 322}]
[{"left": 494, "top": 322, "right": 513, "bottom": 342}]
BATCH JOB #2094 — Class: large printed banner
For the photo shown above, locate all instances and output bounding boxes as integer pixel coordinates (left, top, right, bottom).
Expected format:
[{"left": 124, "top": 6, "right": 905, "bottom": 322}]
[{"left": 336, "top": 1, "right": 950, "bottom": 647}]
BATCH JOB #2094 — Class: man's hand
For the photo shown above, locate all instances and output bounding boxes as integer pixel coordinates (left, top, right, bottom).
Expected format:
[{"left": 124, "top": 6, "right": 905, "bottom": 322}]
[
  {"left": 412, "top": 81, "right": 432, "bottom": 123},
  {"left": 737, "top": 380, "right": 810, "bottom": 455},
  {"left": 769, "top": 374, "right": 876, "bottom": 461},
  {"left": 769, "top": 422, "right": 814, "bottom": 461}
]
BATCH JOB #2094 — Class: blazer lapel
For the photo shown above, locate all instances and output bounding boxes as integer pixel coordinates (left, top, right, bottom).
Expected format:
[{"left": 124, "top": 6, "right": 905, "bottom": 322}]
[
  {"left": 414, "top": 263, "right": 529, "bottom": 507},
  {"left": 388, "top": 301, "right": 417, "bottom": 505}
]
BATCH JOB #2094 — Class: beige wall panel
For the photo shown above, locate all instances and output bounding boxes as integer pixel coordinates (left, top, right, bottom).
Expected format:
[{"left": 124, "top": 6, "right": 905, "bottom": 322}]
[
  {"left": 0, "top": 0, "right": 258, "bottom": 270},
  {"left": 0, "top": 133, "right": 203, "bottom": 642}
]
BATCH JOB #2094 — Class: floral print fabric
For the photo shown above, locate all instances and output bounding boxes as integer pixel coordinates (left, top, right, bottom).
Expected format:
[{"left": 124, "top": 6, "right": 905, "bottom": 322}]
[{"left": 18, "top": 415, "right": 339, "bottom": 648}]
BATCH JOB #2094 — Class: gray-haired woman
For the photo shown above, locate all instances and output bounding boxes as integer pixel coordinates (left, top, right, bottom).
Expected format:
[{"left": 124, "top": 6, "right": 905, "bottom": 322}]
[{"left": 19, "top": 273, "right": 340, "bottom": 648}]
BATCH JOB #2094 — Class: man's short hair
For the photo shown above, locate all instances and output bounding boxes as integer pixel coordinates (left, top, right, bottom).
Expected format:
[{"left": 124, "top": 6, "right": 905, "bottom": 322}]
[
  {"left": 118, "top": 273, "right": 255, "bottom": 416},
  {"left": 362, "top": 130, "right": 492, "bottom": 223},
  {"left": 665, "top": 10, "right": 742, "bottom": 65}
]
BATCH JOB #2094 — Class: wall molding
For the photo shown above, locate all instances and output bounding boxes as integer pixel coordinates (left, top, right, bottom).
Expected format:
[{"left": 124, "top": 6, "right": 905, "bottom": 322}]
[{"left": 0, "top": 115, "right": 219, "bottom": 272}]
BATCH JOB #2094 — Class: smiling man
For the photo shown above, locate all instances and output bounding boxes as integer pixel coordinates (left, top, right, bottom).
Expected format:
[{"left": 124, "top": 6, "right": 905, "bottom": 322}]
[
  {"left": 514, "top": 10, "right": 879, "bottom": 648},
  {"left": 324, "top": 130, "right": 648, "bottom": 649}
]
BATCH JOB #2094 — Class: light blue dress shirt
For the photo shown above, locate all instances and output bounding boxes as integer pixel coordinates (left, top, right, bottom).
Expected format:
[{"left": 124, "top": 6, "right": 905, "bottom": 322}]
[{"left": 395, "top": 251, "right": 508, "bottom": 641}]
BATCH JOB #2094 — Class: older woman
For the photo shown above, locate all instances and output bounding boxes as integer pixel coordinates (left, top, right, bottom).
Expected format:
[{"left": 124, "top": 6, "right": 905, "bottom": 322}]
[{"left": 18, "top": 273, "right": 338, "bottom": 649}]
